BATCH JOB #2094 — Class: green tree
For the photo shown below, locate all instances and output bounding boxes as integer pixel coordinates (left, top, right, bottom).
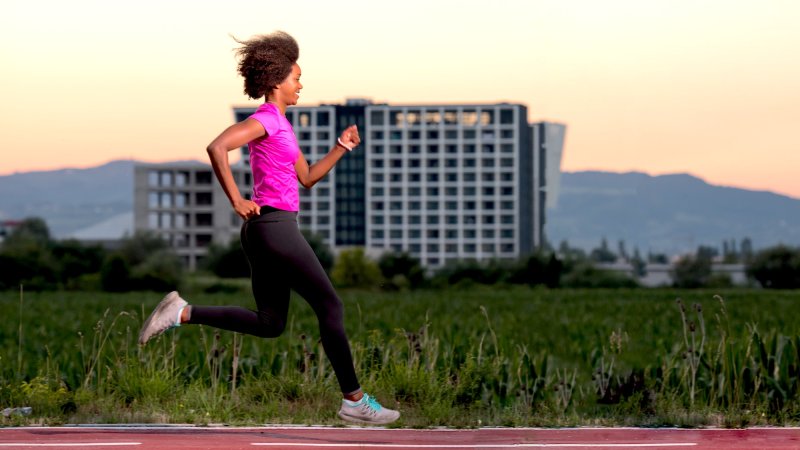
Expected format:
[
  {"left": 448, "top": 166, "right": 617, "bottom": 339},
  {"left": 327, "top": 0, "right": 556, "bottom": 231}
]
[
  {"left": 301, "top": 229, "right": 334, "bottom": 274},
  {"left": 204, "top": 239, "right": 250, "bottom": 278},
  {"left": 590, "top": 238, "right": 617, "bottom": 263},
  {"left": 100, "top": 232, "right": 183, "bottom": 292},
  {"left": 746, "top": 245, "right": 800, "bottom": 289},
  {"left": 331, "top": 248, "right": 382, "bottom": 289},
  {"left": 0, "top": 218, "right": 59, "bottom": 290},
  {"left": 671, "top": 254, "right": 712, "bottom": 288},
  {"left": 377, "top": 251, "right": 426, "bottom": 290}
]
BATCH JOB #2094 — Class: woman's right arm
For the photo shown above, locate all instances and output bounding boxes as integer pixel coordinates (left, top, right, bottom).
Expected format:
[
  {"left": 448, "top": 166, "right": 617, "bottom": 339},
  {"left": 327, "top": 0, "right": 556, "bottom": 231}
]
[{"left": 206, "top": 118, "right": 265, "bottom": 220}]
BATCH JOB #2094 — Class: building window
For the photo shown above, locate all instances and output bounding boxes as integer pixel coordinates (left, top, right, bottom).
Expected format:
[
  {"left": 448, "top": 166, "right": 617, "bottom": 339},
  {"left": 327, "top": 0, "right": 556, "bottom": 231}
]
[
  {"left": 500, "top": 109, "right": 514, "bottom": 124},
  {"left": 195, "top": 171, "right": 212, "bottom": 184},
  {"left": 464, "top": 243, "right": 476, "bottom": 252},
  {"left": 148, "top": 171, "right": 159, "bottom": 187},
  {"left": 462, "top": 110, "right": 477, "bottom": 126},
  {"left": 196, "top": 234, "right": 212, "bottom": 248},
  {"left": 390, "top": 230, "right": 403, "bottom": 239},
  {"left": 195, "top": 213, "right": 213, "bottom": 227},
  {"left": 372, "top": 215, "right": 384, "bottom": 225},
  {"left": 159, "top": 192, "right": 172, "bottom": 208},
  {"left": 317, "top": 111, "right": 330, "bottom": 126},
  {"left": 196, "top": 192, "right": 212, "bottom": 206},
  {"left": 370, "top": 110, "right": 385, "bottom": 125},
  {"left": 425, "top": 111, "right": 441, "bottom": 125},
  {"left": 390, "top": 215, "right": 403, "bottom": 225},
  {"left": 148, "top": 212, "right": 158, "bottom": 228},
  {"left": 426, "top": 215, "right": 439, "bottom": 224},
  {"left": 482, "top": 229, "right": 495, "bottom": 238},
  {"left": 501, "top": 229, "right": 514, "bottom": 238},
  {"left": 446, "top": 230, "right": 457, "bottom": 239},
  {"left": 481, "top": 110, "right": 494, "bottom": 125},
  {"left": 372, "top": 173, "right": 384, "bottom": 182},
  {"left": 372, "top": 230, "right": 384, "bottom": 239},
  {"left": 501, "top": 215, "right": 514, "bottom": 224},
  {"left": 482, "top": 243, "right": 495, "bottom": 252},
  {"left": 409, "top": 229, "right": 421, "bottom": 238},
  {"left": 391, "top": 201, "right": 403, "bottom": 211}
]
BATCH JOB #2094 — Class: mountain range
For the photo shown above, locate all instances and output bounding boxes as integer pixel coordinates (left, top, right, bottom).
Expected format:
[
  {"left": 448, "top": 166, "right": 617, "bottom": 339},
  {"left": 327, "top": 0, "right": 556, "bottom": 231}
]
[{"left": 1, "top": 161, "right": 798, "bottom": 255}]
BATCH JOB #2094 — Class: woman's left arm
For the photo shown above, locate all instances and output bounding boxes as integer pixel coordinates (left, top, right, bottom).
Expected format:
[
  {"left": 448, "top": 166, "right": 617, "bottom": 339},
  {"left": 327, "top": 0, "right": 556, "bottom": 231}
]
[{"left": 295, "top": 125, "right": 361, "bottom": 188}]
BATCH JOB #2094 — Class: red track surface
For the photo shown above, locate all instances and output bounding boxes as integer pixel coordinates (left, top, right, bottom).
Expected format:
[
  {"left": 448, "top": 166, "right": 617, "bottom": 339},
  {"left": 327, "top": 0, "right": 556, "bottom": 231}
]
[{"left": 0, "top": 426, "right": 798, "bottom": 449}]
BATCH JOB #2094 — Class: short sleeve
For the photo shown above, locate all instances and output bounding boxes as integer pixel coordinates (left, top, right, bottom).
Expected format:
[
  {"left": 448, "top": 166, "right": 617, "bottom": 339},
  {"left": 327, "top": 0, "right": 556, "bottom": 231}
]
[{"left": 249, "top": 105, "right": 280, "bottom": 137}]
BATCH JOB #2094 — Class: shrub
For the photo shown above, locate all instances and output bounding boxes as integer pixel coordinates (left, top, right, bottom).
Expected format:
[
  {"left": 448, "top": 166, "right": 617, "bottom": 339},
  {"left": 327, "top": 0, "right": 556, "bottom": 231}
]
[{"left": 746, "top": 245, "right": 800, "bottom": 289}]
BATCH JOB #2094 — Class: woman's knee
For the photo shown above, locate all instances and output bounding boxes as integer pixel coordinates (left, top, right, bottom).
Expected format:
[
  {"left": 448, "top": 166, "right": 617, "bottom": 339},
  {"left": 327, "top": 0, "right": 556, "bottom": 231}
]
[{"left": 255, "top": 311, "right": 286, "bottom": 338}]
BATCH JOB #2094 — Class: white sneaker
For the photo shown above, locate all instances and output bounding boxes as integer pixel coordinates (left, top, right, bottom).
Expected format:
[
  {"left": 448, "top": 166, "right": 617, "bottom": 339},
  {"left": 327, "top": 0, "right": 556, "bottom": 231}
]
[
  {"left": 338, "top": 393, "right": 400, "bottom": 425},
  {"left": 138, "top": 291, "right": 187, "bottom": 345}
]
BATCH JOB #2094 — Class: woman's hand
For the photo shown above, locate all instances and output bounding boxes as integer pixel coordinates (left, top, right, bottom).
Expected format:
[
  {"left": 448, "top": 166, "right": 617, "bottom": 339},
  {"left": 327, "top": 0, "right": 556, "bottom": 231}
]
[
  {"left": 338, "top": 125, "right": 361, "bottom": 150},
  {"left": 233, "top": 198, "right": 261, "bottom": 220}
]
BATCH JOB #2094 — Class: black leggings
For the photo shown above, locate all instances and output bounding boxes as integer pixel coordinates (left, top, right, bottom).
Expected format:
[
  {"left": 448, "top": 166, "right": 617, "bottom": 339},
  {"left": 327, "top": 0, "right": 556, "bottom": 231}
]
[{"left": 188, "top": 208, "right": 360, "bottom": 395}]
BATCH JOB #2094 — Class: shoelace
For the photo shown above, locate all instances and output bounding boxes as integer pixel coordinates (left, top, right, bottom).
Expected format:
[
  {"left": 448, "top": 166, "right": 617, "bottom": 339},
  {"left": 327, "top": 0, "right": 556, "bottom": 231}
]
[{"left": 364, "top": 394, "right": 383, "bottom": 412}]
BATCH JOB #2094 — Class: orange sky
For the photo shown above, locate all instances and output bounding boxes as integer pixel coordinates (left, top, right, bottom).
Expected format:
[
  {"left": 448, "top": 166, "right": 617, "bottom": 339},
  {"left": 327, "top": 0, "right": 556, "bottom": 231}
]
[{"left": 3, "top": 0, "right": 799, "bottom": 198}]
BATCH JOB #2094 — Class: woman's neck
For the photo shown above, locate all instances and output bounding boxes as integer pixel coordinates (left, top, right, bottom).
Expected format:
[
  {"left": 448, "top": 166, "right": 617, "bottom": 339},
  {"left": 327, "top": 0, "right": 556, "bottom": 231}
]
[{"left": 266, "top": 98, "right": 287, "bottom": 115}]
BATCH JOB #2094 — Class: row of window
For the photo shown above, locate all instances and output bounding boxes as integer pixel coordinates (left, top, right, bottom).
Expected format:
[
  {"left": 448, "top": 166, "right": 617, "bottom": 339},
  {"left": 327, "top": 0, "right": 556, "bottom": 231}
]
[
  {"left": 151, "top": 231, "right": 213, "bottom": 248},
  {"left": 147, "top": 170, "right": 213, "bottom": 187},
  {"left": 371, "top": 172, "right": 514, "bottom": 183},
  {"left": 371, "top": 214, "right": 515, "bottom": 225},
  {"left": 370, "top": 242, "right": 516, "bottom": 254},
  {"left": 148, "top": 212, "right": 213, "bottom": 229},
  {"left": 148, "top": 192, "right": 213, "bottom": 208},
  {"left": 369, "top": 128, "right": 517, "bottom": 141},
  {"left": 370, "top": 143, "right": 515, "bottom": 154},
  {"left": 370, "top": 158, "right": 515, "bottom": 169},
  {"left": 371, "top": 201, "right": 515, "bottom": 211},
  {"left": 369, "top": 108, "right": 517, "bottom": 127},
  {"left": 371, "top": 186, "right": 514, "bottom": 197},
  {"left": 371, "top": 229, "right": 515, "bottom": 239}
]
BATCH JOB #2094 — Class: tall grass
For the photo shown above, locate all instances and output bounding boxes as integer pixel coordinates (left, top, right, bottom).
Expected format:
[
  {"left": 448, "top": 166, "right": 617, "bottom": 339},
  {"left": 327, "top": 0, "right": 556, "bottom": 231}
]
[{"left": 1, "top": 287, "right": 800, "bottom": 426}]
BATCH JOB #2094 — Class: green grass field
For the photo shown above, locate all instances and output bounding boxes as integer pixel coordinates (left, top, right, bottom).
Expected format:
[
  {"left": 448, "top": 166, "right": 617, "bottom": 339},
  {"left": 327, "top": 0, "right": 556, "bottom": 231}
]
[{"left": 1, "top": 286, "right": 799, "bottom": 426}]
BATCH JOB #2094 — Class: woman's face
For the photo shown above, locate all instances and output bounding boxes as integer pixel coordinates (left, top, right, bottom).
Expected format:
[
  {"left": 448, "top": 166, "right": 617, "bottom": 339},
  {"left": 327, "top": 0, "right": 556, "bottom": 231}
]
[{"left": 274, "top": 63, "right": 302, "bottom": 106}]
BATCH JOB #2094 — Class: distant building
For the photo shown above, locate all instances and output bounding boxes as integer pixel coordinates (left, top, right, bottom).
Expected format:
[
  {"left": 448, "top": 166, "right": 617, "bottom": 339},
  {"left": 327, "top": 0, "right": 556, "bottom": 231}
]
[{"left": 134, "top": 99, "right": 565, "bottom": 270}]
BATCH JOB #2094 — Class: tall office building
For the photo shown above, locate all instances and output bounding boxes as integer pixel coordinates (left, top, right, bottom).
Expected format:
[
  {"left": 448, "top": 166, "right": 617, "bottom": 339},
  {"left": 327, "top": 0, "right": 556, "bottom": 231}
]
[{"left": 134, "top": 99, "right": 564, "bottom": 269}]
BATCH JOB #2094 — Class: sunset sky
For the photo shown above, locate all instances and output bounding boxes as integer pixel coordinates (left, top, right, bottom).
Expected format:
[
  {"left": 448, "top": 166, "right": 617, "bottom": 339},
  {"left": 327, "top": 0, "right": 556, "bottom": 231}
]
[{"left": 3, "top": 0, "right": 799, "bottom": 198}]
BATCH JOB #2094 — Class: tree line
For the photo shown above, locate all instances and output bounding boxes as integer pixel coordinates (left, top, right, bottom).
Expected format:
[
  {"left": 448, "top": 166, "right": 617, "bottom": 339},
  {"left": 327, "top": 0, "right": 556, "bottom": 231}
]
[{"left": 1, "top": 217, "right": 799, "bottom": 291}]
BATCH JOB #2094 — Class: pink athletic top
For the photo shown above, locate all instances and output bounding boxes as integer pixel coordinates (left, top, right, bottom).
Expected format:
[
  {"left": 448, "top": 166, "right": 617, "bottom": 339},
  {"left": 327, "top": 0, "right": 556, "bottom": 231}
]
[{"left": 248, "top": 103, "right": 300, "bottom": 212}]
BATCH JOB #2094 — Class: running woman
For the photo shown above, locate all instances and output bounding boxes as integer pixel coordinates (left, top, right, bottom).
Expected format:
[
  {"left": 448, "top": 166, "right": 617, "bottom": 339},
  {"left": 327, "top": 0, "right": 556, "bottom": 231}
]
[{"left": 138, "top": 31, "right": 399, "bottom": 425}]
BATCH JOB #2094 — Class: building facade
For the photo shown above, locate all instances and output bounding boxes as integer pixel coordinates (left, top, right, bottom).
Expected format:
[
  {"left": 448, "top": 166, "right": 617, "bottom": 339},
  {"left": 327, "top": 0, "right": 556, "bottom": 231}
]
[{"left": 134, "top": 99, "right": 564, "bottom": 270}]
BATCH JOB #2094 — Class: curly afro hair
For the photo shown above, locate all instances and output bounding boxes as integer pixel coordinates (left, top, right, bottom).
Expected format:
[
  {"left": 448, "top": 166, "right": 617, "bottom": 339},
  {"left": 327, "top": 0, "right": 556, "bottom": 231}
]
[{"left": 234, "top": 31, "right": 299, "bottom": 100}]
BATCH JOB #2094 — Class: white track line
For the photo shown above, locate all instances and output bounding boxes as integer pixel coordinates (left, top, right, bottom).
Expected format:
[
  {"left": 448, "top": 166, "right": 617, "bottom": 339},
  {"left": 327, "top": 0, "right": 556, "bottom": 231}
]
[
  {"left": 251, "top": 443, "right": 697, "bottom": 448},
  {"left": 0, "top": 444, "right": 140, "bottom": 447}
]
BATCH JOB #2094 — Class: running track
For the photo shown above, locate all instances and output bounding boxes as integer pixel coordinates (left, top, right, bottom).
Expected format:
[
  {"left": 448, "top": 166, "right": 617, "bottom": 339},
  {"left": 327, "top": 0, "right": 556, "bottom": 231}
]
[{"left": 1, "top": 426, "right": 799, "bottom": 449}]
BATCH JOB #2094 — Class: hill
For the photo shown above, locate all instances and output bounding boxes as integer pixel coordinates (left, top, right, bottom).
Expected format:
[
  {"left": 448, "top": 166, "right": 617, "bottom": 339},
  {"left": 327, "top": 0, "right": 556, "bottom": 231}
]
[{"left": 547, "top": 171, "right": 800, "bottom": 254}]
